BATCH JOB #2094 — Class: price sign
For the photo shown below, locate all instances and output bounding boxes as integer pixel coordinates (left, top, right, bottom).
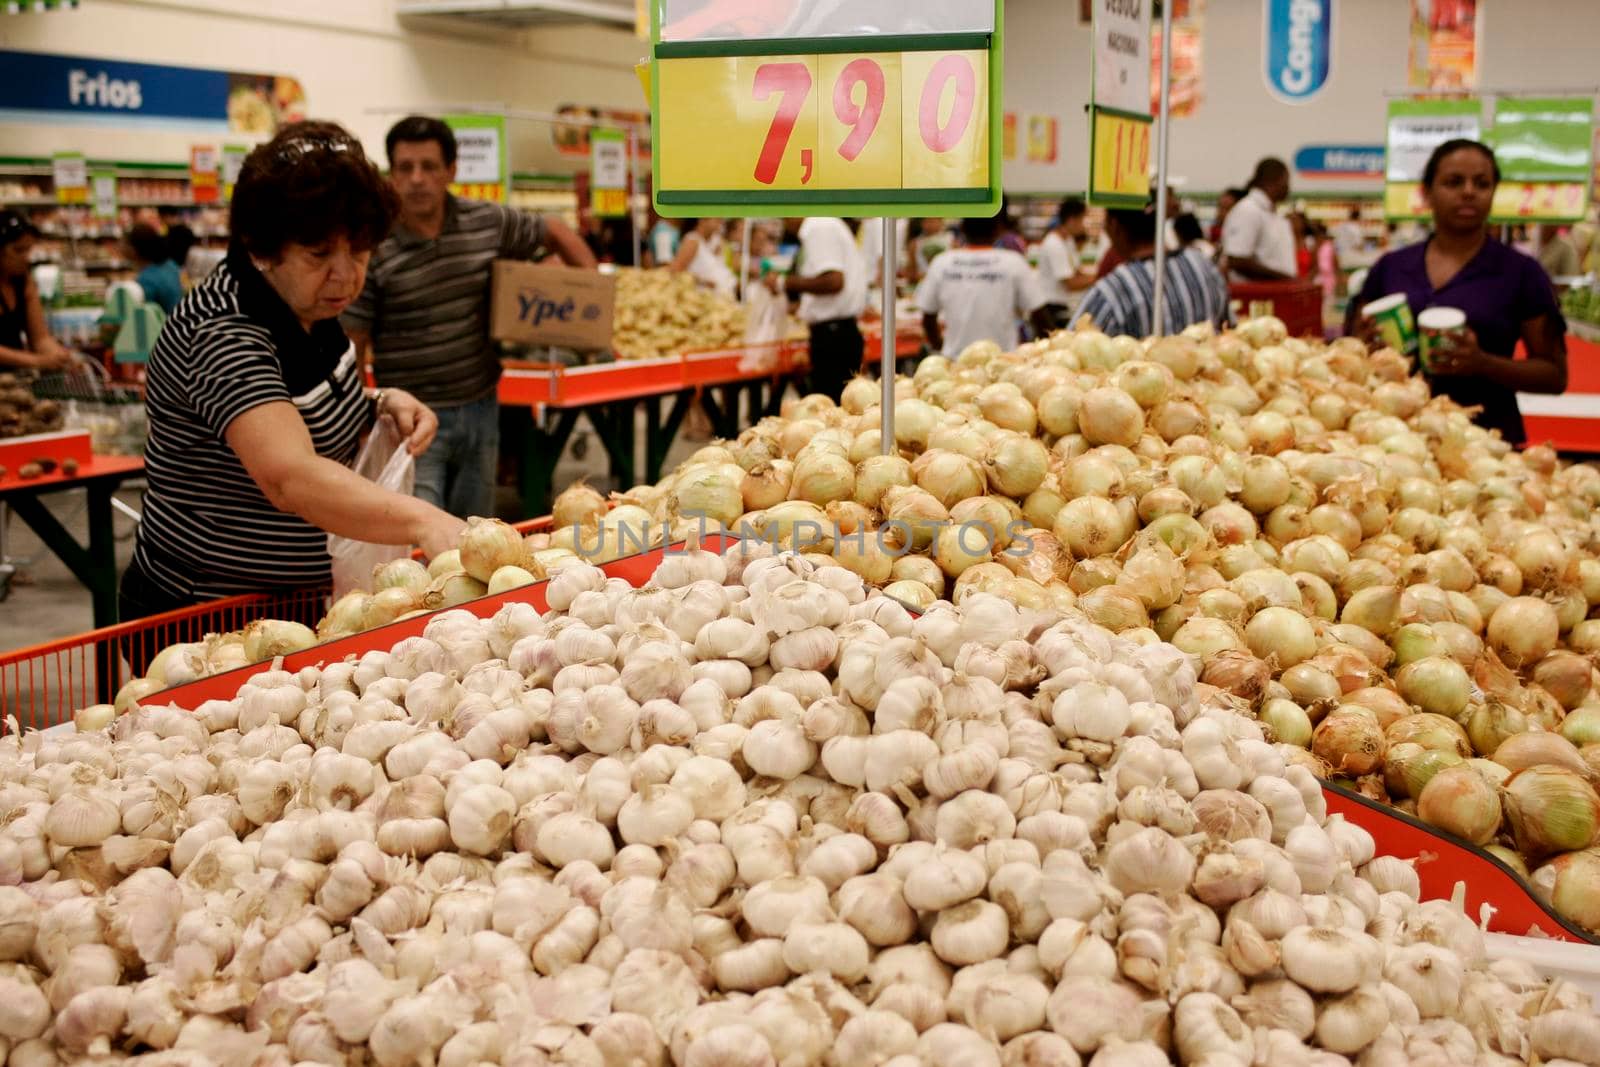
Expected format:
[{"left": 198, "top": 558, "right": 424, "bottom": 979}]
[
  {"left": 190, "top": 145, "right": 220, "bottom": 205},
  {"left": 51, "top": 152, "right": 87, "bottom": 205},
  {"left": 650, "top": 0, "right": 1002, "bottom": 218},
  {"left": 221, "top": 144, "right": 248, "bottom": 202},
  {"left": 1089, "top": 108, "right": 1151, "bottom": 206},
  {"left": 1492, "top": 181, "right": 1589, "bottom": 222},
  {"left": 443, "top": 114, "right": 509, "bottom": 203},
  {"left": 89, "top": 169, "right": 117, "bottom": 220},
  {"left": 1088, "top": 0, "right": 1152, "bottom": 207},
  {"left": 591, "top": 128, "right": 629, "bottom": 218}
]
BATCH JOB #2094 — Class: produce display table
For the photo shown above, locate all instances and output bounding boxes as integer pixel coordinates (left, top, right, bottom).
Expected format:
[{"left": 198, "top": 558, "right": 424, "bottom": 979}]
[
  {"left": 497, "top": 329, "right": 925, "bottom": 515},
  {"left": 0, "top": 454, "right": 143, "bottom": 629},
  {"left": 1520, "top": 325, "right": 1600, "bottom": 454}
]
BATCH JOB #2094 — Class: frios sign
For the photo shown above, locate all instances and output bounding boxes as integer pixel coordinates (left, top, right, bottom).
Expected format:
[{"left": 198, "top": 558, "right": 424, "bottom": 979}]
[
  {"left": 1264, "top": 0, "right": 1333, "bottom": 104},
  {"left": 650, "top": 0, "right": 1003, "bottom": 218}
]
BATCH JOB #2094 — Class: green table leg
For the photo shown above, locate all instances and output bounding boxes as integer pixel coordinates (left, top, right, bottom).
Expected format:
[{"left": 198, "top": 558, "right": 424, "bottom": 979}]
[
  {"left": 504, "top": 405, "right": 579, "bottom": 517},
  {"left": 645, "top": 391, "right": 694, "bottom": 482},
  {"left": 587, "top": 402, "right": 638, "bottom": 489}
]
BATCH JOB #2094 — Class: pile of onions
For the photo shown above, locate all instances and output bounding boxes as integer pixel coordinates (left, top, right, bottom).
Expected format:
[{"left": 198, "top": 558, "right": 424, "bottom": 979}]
[{"left": 601, "top": 316, "right": 1600, "bottom": 933}]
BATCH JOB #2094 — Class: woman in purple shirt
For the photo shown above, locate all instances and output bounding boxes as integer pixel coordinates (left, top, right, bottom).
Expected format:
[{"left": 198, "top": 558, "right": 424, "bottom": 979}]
[{"left": 1347, "top": 139, "right": 1567, "bottom": 445}]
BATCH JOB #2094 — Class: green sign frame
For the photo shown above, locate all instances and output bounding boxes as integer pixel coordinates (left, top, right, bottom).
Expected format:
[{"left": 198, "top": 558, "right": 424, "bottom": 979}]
[
  {"left": 649, "top": 0, "right": 1004, "bottom": 219},
  {"left": 442, "top": 113, "right": 510, "bottom": 200}
]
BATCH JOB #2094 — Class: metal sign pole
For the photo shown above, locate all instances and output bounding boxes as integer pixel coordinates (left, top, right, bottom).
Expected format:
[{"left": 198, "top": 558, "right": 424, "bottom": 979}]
[
  {"left": 1150, "top": 0, "right": 1175, "bottom": 336},
  {"left": 880, "top": 216, "right": 897, "bottom": 455},
  {"left": 627, "top": 128, "right": 641, "bottom": 267},
  {"left": 739, "top": 219, "right": 753, "bottom": 298}
]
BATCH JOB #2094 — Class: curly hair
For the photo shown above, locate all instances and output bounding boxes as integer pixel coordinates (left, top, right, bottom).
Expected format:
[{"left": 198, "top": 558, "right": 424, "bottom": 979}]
[{"left": 230, "top": 120, "right": 397, "bottom": 260}]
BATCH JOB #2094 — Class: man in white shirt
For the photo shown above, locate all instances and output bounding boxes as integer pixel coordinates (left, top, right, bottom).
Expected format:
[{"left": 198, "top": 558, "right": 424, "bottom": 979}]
[
  {"left": 917, "top": 215, "right": 1054, "bottom": 357},
  {"left": 770, "top": 216, "right": 868, "bottom": 403},
  {"left": 1036, "top": 197, "right": 1095, "bottom": 327},
  {"left": 1222, "top": 157, "right": 1297, "bottom": 282},
  {"left": 1332, "top": 207, "right": 1365, "bottom": 265}
]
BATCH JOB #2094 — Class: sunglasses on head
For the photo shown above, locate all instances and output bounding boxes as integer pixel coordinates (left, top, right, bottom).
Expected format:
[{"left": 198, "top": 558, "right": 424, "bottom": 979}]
[{"left": 271, "top": 133, "right": 360, "bottom": 165}]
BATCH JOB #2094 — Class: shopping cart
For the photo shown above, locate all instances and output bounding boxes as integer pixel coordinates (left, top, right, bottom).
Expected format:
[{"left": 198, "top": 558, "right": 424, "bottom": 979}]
[{"left": 0, "top": 586, "right": 330, "bottom": 733}]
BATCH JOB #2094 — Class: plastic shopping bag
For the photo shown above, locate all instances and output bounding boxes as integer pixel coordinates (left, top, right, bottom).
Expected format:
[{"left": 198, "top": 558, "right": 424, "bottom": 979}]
[
  {"left": 328, "top": 416, "right": 416, "bottom": 599},
  {"left": 739, "top": 280, "right": 790, "bottom": 374}
]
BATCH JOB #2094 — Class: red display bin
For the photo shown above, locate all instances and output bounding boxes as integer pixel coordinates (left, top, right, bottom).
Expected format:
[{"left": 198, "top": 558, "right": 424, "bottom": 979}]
[{"left": 1229, "top": 281, "right": 1325, "bottom": 339}]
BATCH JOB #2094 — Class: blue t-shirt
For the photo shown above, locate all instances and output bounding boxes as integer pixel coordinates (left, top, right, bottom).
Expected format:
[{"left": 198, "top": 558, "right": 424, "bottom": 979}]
[
  {"left": 1353, "top": 236, "right": 1564, "bottom": 444},
  {"left": 136, "top": 260, "right": 182, "bottom": 315}
]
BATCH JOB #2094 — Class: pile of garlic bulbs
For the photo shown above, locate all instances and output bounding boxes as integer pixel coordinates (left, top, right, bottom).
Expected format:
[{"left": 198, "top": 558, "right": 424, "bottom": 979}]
[
  {"left": 579, "top": 318, "right": 1600, "bottom": 931},
  {"left": 12, "top": 545, "right": 1600, "bottom": 1066}
]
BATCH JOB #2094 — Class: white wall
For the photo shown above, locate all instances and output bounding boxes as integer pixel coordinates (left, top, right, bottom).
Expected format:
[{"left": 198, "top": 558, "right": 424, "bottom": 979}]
[{"left": 3, "top": 0, "right": 1598, "bottom": 194}]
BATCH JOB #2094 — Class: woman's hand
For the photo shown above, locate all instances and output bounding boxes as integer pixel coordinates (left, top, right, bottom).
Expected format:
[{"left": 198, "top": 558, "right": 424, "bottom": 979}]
[
  {"left": 415, "top": 509, "right": 467, "bottom": 561},
  {"left": 35, "top": 341, "right": 74, "bottom": 371},
  {"left": 1427, "top": 327, "right": 1492, "bottom": 378},
  {"left": 380, "top": 389, "right": 439, "bottom": 456}
]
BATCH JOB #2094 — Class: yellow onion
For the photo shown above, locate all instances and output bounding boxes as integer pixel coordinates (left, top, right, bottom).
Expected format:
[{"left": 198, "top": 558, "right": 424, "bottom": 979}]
[
  {"left": 757, "top": 500, "right": 833, "bottom": 552},
  {"left": 982, "top": 434, "right": 1049, "bottom": 497},
  {"left": 552, "top": 480, "right": 607, "bottom": 529},
  {"left": 1559, "top": 708, "right": 1600, "bottom": 748},
  {"left": 1061, "top": 454, "right": 1124, "bottom": 500},
  {"left": 879, "top": 487, "right": 949, "bottom": 552},
  {"left": 1502, "top": 766, "right": 1600, "bottom": 858},
  {"left": 1295, "top": 573, "right": 1338, "bottom": 620},
  {"left": 1035, "top": 383, "right": 1082, "bottom": 436},
  {"left": 891, "top": 399, "right": 939, "bottom": 450},
  {"left": 1533, "top": 651, "right": 1594, "bottom": 711},
  {"left": 1340, "top": 686, "right": 1409, "bottom": 726},
  {"left": 1261, "top": 698, "right": 1313, "bottom": 747},
  {"left": 1243, "top": 606, "right": 1317, "bottom": 668},
  {"left": 363, "top": 586, "right": 420, "bottom": 627},
  {"left": 882, "top": 579, "right": 936, "bottom": 610},
  {"left": 1464, "top": 701, "right": 1528, "bottom": 758},
  {"left": 840, "top": 376, "right": 879, "bottom": 415},
  {"left": 825, "top": 501, "right": 874, "bottom": 536},
  {"left": 1312, "top": 710, "right": 1386, "bottom": 776},
  {"left": 1570, "top": 620, "right": 1600, "bottom": 655},
  {"left": 1416, "top": 764, "right": 1502, "bottom": 844},
  {"left": 910, "top": 449, "right": 985, "bottom": 510},
  {"left": 1395, "top": 656, "right": 1472, "bottom": 718},
  {"left": 1389, "top": 622, "right": 1445, "bottom": 667},
  {"left": 426, "top": 548, "right": 462, "bottom": 579},
  {"left": 1144, "top": 513, "right": 1209, "bottom": 558},
  {"left": 950, "top": 497, "right": 1019, "bottom": 551},
  {"left": 953, "top": 561, "right": 1020, "bottom": 602},
  {"left": 460, "top": 517, "right": 531, "bottom": 583},
  {"left": 1279, "top": 662, "right": 1341, "bottom": 710},
  {"left": 1386, "top": 743, "right": 1464, "bottom": 799},
  {"left": 1078, "top": 386, "right": 1145, "bottom": 447},
  {"left": 852, "top": 455, "right": 911, "bottom": 511},
  {"left": 1197, "top": 589, "right": 1247, "bottom": 624},
  {"left": 1053, "top": 496, "right": 1127, "bottom": 560},
  {"left": 1200, "top": 649, "right": 1270, "bottom": 704},
  {"left": 1110, "top": 360, "right": 1173, "bottom": 408},
  {"left": 1534, "top": 850, "right": 1600, "bottom": 933},
  {"left": 834, "top": 530, "right": 896, "bottom": 585},
  {"left": 977, "top": 383, "right": 1037, "bottom": 434},
  {"left": 488, "top": 565, "right": 537, "bottom": 595},
  {"left": 1341, "top": 586, "right": 1402, "bottom": 639},
  {"left": 790, "top": 451, "right": 855, "bottom": 506},
  {"left": 1385, "top": 712, "right": 1470, "bottom": 757},
  {"left": 1172, "top": 617, "right": 1244, "bottom": 659},
  {"left": 372, "top": 557, "right": 430, "bottom": 599},
  {"left": 1325, "top": 626, "right": 1394, "bottom": 670},
  {"left": 1148, "top": 399, "right": 1206, "bottom": 442},
  {"left": 741, "top": 461, "right": 794, "bottom": 511},
  {"left": 114, "top": 677, "right": 161, "bottom": 716},
  {"left": 932, "top": 522, "right": 993, "bottom": 578},
  {"left": 1493, "top": 731, "right": 1593, "bottom": 781},
  {"left": 1076, "top": 585, "right": 1149, "bottom": 632},
  {"left": 1510, "top": 527, "right": 1570, "bottom": 590},
  {"left": 891, "top": 555, "right": 946, "bottom": 598},
  {"left": 1486, "top": 596, "right": 1560, "bottom": 667},
  {"left": 319, "top": 591, "right": 369, "bottom": 637}
]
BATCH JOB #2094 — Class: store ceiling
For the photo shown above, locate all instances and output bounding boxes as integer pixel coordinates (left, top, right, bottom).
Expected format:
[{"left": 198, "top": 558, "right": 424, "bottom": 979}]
[{"left": 396, "top": 0, "right": 634, "bottom": 30}]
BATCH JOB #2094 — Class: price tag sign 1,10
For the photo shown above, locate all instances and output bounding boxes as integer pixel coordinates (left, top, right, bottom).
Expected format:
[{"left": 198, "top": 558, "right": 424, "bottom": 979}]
[{"left": 1089, "top": 107, "right": 1152, "bottom": 207}]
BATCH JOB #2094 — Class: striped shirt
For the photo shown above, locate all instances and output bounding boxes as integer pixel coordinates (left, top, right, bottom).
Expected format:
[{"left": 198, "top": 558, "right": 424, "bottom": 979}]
[
  {"left": 342, "top": 195, "right": 547, "bottom": 407},
  {"left": 133, "top": 247, "right": 371, "bottom": 599},
  {"left": 1077, "top": 248, "right": 1232, "bottom": 339}
]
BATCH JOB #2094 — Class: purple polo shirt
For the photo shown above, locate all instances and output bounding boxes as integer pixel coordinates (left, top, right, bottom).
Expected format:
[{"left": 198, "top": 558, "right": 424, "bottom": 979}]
[{"left": 1353, "top": 236, "right": 1565, "bottom": 444}]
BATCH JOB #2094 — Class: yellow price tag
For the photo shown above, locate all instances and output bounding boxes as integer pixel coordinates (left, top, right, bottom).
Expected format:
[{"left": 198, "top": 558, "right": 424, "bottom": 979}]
[
  {"left": 1492, "top": 181, "right": 1588, "bottom": 221},
  {"left": 1090, "top": 110, "right": 1150, "bottom": 203},
  {"left": 592, "top": 187, "right": 628, "bottom": 217},
  {"left": 658, "top": 48, "right": 989, "bottom": 196},
  {"left": 1384, "top": 181, "right": 1426, "bottom": 219}
]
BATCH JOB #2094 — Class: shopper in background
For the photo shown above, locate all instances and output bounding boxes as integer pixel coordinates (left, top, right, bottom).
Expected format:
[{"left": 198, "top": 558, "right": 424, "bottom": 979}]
[
  {"left": 1037, "top": 197, "right": 1096, "bottom": 327},
  {"left": 994, "top": 196, "right": 1028, "bottom": 256},
  {"left": 1173, "top": 213, "right": 1214, "bottom": 259},
  {"left": 1347, "top": 138, "right": 1566, "bottom": 446},
  {"left": 1076, "top": 204, "right": 1231, "bottom": 339},
  {"left": 646, "top": 208, "right": 680, "bottom": 269},
  {"left": 671, "top": 217, "right": 738, "bottom": 299},
  {"left": 771, "top": 216, "right": 868, "bottom": 404},
  {"left": 1332, "top": 208, "right": 1365, "bottom": 263},
  {"left": 917, "top": 215, "right": 1052, "bottom": 356},
  {"left": 164, "top": 224, "right": 198, "bottom": 281},
  {"left": 0, "top": 211, "right": 72, "bottom": 371},
  {"left": 860, "top": 216, "right": 909, "bottom": 284},
  {"left": 1208, "top": 187, "right": 1245, "bottom": 246},
  {"left": 125, "top": 223, "right": 182, "bottom": 315},
  {"left": 1539, "top": 225, "right": 1581, "bottom": 283},
  {"left": 344, "top": 115, "right": 595, "bottom": 520},
  {"left": 1222, "top": 157, "right": 1296, "bottom": 282},
  {"left": 909, "top": 218, "right": 950, "bottom": 283},
  {"left": 125, "top": 121, "right": 463, "bottom": 623}
]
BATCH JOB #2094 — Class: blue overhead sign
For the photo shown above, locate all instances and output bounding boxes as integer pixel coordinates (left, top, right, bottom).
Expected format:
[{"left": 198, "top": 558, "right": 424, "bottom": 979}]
[
  {"left": 1294, "top": 144, "right": 1384, "bottom": 179},
  {"left": 0, "top": 49, "right": 305, "bottom": 133},
  {"left": 1264, "top": 0, "right": 1332, "bottom": 104}
]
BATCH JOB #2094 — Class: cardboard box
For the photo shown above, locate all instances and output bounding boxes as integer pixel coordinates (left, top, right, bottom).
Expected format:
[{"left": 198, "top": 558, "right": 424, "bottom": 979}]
[{"left": 491, "top": 261, "right": 616, "bottom": 351}]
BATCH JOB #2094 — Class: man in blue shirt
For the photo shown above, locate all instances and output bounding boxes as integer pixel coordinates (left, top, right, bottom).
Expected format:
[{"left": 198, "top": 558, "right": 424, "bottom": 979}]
[{"left": 126, "top": 224, "right": 182, "bottom": 315}]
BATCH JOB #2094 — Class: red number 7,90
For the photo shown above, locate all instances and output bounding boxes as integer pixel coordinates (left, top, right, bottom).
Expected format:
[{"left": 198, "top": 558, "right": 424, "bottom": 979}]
[{"left": 752, "top": 62, "right": 813, "bottom": 186}]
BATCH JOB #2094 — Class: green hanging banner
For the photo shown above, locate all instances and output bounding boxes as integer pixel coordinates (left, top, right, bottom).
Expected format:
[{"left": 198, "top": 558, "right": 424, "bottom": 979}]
[
  {"left": 1485, "top": 96, "right": 1593, "bottom": 222},
  {"left": 1384, "top": 97, "right": 1482, "bottom": 221}
]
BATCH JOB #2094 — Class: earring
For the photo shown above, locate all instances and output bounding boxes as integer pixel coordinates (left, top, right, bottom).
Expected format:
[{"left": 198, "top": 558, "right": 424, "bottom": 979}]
[{"left": 252, "top": 260, "right": 270, "bottom": 274}]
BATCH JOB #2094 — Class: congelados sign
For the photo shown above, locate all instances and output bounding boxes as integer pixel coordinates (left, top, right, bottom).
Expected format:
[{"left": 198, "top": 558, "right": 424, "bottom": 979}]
[{"left": 1263, "top": 0, "right": 1333, "bottom": 104}]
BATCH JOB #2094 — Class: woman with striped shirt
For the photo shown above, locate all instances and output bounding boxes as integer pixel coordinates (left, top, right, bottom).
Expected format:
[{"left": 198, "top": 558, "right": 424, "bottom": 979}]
[{"left": 122, "top": 122, "right": 465, "bottom": 620}]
